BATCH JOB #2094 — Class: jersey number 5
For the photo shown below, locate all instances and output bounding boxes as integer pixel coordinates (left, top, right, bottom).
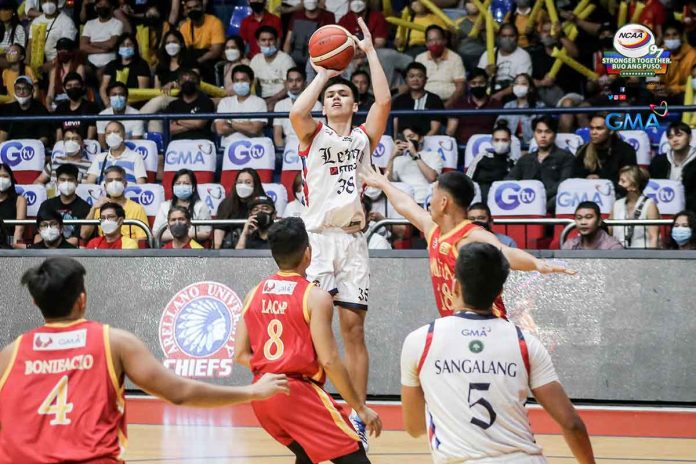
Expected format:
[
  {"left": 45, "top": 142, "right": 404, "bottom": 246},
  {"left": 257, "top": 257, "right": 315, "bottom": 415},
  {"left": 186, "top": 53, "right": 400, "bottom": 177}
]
[
  {"left": 263, "top": 319, "right": 285, "bottom": 361},
  {"left": 38, "top": 375, "right": 74, "bottom": 426},
  {"left": 468, "top": 383, "right": 497, "bottom": 430}
]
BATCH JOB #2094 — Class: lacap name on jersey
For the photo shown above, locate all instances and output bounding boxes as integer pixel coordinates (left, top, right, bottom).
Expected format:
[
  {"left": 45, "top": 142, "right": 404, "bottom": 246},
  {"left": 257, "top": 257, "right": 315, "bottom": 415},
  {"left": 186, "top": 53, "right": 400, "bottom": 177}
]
[
  {"left": 33, "top": 329, "right": 87, "bottom": 351},
  {"left": 262, "top": 280, "right": 297, "bottom": 296}
]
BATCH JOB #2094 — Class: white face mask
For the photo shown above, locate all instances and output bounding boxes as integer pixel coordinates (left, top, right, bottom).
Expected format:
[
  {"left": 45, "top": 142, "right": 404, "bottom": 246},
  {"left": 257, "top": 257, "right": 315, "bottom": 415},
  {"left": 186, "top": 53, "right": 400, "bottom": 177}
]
[
  {"left": 304, "top": 0, "right": 318, "bottom": 9},
  {"left": 225, "top": 48, "right": 241, "bottom": 62},
  {"left": 101, "top": 219, "right": 120, "bottom": 235},
  {"left": 664, "top": 39, "right": 682, "bottom": 51},
  {"left": 364, "top": 186, "right": 382, "bottom": 200},
  {"left": 16, "top": 95, "right": 31, "bottom": 106},
  {"left": 41, "top": 2, "right": 57, "bottom": 15},
  {"left": 512, "top": 84, "right": 528, "bottom": 98},
  {"left": 106, "top": 132, "right": 123, "bottom": 149},
  {"left": 492, "top": 141, "right": 510, "bottom": 154},
  {"left": 165, "top": 42, "right": 181, "bottom": 57},
  {"left": 57, "top": 181, "right": 76, "bottom": 196},
  {"left": 106, "top": 180, "right": 125, "bottom": 197},
  {"left": 350, "top": 0, "right": 366, "bottom": 13},
  {"left": 64, "top": 140, "right": 81, "bottom": 155},
  {"left": 236, "top": 183, "right": 254, "bottom": 199},
  {"left": 40, "top": 226, "right": 61, "bottom": 243},
  {"left": 0, "top": 177, "right": 11, "bottom": 192}
]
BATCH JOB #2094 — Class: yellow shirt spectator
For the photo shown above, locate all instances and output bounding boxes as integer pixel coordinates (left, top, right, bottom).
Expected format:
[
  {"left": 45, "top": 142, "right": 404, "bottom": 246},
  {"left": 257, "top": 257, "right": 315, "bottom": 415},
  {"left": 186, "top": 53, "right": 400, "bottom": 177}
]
[
  {"left": 409, "top": 14, "right": 447, "bottom": 47},
  {"left": 663, "top": 43, "right": 696, "bottom": 94},
  {"left": 2, "top": 67, "right": 37, "bottom": 100},
  {"left": 95, "top": 199, "right": 149, "bottom": 240},
  {"left": 179, "top": 14, "right": 225, "bottom": 50}
]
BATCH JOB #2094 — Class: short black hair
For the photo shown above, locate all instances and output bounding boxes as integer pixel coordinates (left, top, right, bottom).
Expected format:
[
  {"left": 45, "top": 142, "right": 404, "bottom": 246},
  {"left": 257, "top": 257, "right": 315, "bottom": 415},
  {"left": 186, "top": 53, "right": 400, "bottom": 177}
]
[
  {"left": 105, "top": 120, "right": 126, "bottom": 134},
  {"left": 468, "top": 202, "right": 491, "bottom": 216},
  {"left": 664, "top": 20, "right": 684, "bottom": 35},
  {"left": 268, "top": 217, "right": 309, "bottom": 269},
  {"left": 402, "top": 125, "right": 424, "bottom": 137},
  {"left": 231, "top": 64, "right": 255, "bottom": 82},
  {"left": 21, "top": 257, "right": 86, "bottom": 319},
  {"left": 62, "top": 71, "right": 83, "bottom": 87},
  {"left": 455, "top": 243, "right": 509, "bottom": 310},
  {"left": 322, "top": 77, "right": 358, "bottom": 102},
  {"left": 469, "top": 67, "right": 488, "bottom": 81},
  {"left": 492, "top": 121, "right": 512, "bottom": 138},
  {"left": 404, "top": 62, "right": 427, "bottom": 78},
  {"left": 532, "top": 115, "right": 557, "bottom": 133},
  {"left": 100, "top": 202, "right": 126, "bottom": 219},
  {"left": 107, "top": 81, "right": 128, "bottom": 96},
  {"left": 575, "top": 201, "right": 600, "bottom": 216},
  {"left": 351, "top": 69, "right": 371, "bottom": 85},
  {"left": 36, "top": 209, "right": 63, "bottom": 228},
  {"left": 104, "top": 165, "right": 126, "bottom": 178},
  {"left": 437, "top": 171, "right": 476, "bottom": 210},
  {"left": 667, "top": 121, "right": 692, "bottom": 138},
  {"left": 425, "top": 24, "right": 445, "bottom": 39},
  {"left": 178, "top": 67, "right": 200, "bottom": 82},
  {"left": 55, "top": 163, "right": 79, "bottom": 180},
  {"left": 499, "top": 23, "right": 519, "bottom": 37},
  {"left": 255, "top": 25, "right": 278, "bottom": 40},
  {"left": 287, "top": 66, "right": 306, "bottom": 80},
  {"left": 167, "top": 205, "right": 191, "bottom": 221}
]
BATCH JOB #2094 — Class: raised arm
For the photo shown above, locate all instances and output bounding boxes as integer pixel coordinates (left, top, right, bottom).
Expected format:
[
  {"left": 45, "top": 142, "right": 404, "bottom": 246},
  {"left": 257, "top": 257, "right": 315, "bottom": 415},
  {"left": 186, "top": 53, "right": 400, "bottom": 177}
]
[
  {"left": 353, "top": 18, "right": 390, "bottom": 152},
  {"left": 360, "top": 163, "right": 433, "bottom": 234},
  {"left": 290, "top": 63, "right": 339, "bottom": 149}
]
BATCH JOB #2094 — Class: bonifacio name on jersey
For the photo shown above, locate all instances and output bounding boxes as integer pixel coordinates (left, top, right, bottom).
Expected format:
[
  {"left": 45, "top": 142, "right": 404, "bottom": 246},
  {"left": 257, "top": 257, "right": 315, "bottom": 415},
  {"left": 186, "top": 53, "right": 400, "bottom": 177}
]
[{"left": 433, "top": 358, "right": 519, "bottom": 377}]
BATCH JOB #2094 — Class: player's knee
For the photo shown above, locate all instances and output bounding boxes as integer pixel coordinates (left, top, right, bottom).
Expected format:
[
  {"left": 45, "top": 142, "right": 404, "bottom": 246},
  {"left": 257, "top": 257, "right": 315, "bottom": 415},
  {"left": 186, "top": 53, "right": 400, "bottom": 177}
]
[{"left": 341, "top": 321, "right": 366, "bottom": 345}]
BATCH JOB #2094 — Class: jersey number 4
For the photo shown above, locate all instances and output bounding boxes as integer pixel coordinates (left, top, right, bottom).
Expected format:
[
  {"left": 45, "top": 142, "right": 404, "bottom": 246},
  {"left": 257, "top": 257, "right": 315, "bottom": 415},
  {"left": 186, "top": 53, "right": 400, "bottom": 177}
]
[
  {"left": 468, "top": 383, "right": 497, "bottom": 430},
  {"left": 38, "top": 375, "right": 74, "bottom": 426}
]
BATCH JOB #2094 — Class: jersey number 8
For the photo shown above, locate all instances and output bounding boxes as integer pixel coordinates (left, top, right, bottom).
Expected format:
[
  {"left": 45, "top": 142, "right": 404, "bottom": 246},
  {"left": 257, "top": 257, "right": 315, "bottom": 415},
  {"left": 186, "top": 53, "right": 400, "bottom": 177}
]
[{"left": 263, "top": 319, "right": 285, "bottom": 361}]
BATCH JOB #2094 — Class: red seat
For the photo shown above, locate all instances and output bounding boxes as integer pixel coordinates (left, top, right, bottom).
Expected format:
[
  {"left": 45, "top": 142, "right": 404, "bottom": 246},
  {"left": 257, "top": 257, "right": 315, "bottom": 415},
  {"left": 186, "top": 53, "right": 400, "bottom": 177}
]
[
  {"left": 163, "top": 140, "right": 216, "bottom": 198},
  {"left": 0, "top": 139, "right": 45, "bottom": 183},
  {"left": 220, "top": 137, "right": 275, "bottom": 196}
]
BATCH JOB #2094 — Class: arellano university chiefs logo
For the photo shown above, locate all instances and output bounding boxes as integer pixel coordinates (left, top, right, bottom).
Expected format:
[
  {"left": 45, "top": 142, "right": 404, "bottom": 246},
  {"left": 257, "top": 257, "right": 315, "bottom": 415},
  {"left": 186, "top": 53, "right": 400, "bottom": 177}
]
[{"left": 159, "top": 281, "right": 243, "bottom": 378}]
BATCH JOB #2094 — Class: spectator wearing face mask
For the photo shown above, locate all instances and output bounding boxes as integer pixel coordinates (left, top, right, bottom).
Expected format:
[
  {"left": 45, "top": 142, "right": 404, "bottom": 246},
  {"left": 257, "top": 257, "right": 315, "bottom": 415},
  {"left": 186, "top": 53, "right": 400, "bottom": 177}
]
[
  {"left": 0, "top": 163, "right": 27, "bottom": 247},
  {"left": 283, "top": 0, "right": 335, "bottom": 66},
  {"left": 236, "top": 195, "right": 276, "bottom": 249},
  {"left": 0, "top": 75, "right": 51, "bottom": 147},
  {"left": 415, "top": 25, "right": 466, "bottom": 107},
  {"left": 660, "top": 22, "right": 696, "bottom": 100},
  {"left": 221, "top": 35, "right": 250, "bottom": 93},
  {"left": 338, "top": 0, "right": 389, "bottom": 48},
  {"left": 447, "top": 67, "right": 502, "bottom": 145},
  {"left": 250, "top": 25, "right": 296, "bottom": 111},
  {"left": 273, "top": 67, "right": 321, "bottom": 149},
  {"left": 609, "top": 166, "right": 659, "bottom": 249},
  {"left": 154, "top": 30, "right": 198, "bottom": 92},
  {"left": 214, "top": 168, "right": 266, "bottom": 249},
  {"left": 387, "top": 126, "right": 443, "bottom": 204},
  {"left": 467, "top": 202, "right": 517, "bottom": 248},
  {"left": 495, "top": 73, "right": 545, "bottom": 144},
  {"left": 46, "top": 38, "right": 86, "bottom": 111},
  {"left": 81, "top": 166, "right": 148, "bottom": 242},
  {"left": 161, "top": 206, "right": 204, "bottom": 249},
  {"left": 152, "top": 169, "right": 211, "bottom": 245},
  {"left": 27, "top": 0, "right": 77, "bottom": 73},
  {"left": 99, "top": 33, "right": 151, "bottom": 107},
  {"left": 650, "top": 121, "right": 696, "bottom": 213},
  {"left": 35, "top": 129, "right": 92, "bottom": 185},
  {"left": 166, "top": 68, "right": 216, "bottom": 141},
  {"left": 666, "top": 210, "right": 696, "bottom": 250},
  {"left": 0, "top": 0, "right": 26, "bottom": 54},
  {"left": 35, "top": 163, "right": 90, "bottom": 246},
  {"left": 240, "top": 0, "right": 282, "bottom": 58},
  {"left": 178, "top": 0, "right": 225, "bottom": 82},
  {"left": 395, "top": 1, "right": 446, "bottom": 57},
  {"left": 79, "top": 0, "right": 123, "bottom": 71},
  {"left": 282, "top": 173, "right": 306, "bottom": 218},
  {"left": 28, "top": 210, "right": 76, "bottom": 249},
  {"left": 477, "top": 23, "right": 532, "bottom": 101},
  {"left": 215, "top": 64, "right": 267, "bottom": 148},
  {"left": 54, "top": 72, "right": 98, "bottom": 141},
  {"left": 2, "top": 44, "right": 37, "bottom": 101},
  {"left": 466, "top": 123, "right": 514, "bottom": 203},
  {"left": 85, "top": 121, "right": 147, "bottom": 185},
  {"left": 84, "top": 201, "right": 139, "bottom": 249},
  {"left": 96, "top": 82, "right": 144, "bottom": 148},
  {"left": 562, "top": 201, "right": 623, "bottom": 250}
]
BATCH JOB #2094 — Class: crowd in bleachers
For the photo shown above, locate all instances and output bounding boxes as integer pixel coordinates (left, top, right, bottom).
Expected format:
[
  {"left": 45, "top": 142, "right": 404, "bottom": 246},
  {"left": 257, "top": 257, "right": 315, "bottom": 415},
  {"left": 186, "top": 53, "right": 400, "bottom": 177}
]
[{"left": 0, "top": 0, "right": 694, "bottom": 250}]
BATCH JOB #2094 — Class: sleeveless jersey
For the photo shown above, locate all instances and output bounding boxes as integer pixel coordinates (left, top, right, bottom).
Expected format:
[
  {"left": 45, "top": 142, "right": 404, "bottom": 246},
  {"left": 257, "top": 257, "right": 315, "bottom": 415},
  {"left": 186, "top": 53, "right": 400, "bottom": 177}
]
[
  {"left": 299, "top": 122, "right": 372, "bottom": 233},
  {"left": 413, "top": 313, "right": 554, "bottom": 462},
  {"left": 0, "top": 320, "right": 126, "bottom": 463},
  {"left": 428, "top": 221, "right": 507, "bottom": 319},
  {"left": 244, "top": 272, "right": 325, "bottom": 384}
]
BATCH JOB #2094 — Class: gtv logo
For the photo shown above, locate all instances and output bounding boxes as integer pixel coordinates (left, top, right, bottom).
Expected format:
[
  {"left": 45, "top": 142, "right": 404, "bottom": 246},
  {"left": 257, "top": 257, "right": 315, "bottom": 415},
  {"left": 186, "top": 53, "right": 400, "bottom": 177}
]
[
  {"left": 495, "top": 183, "right": 536, "bottom": 210},
  {"left": 228, "top": 140, "right": 266, "bottom": 165},
  {"left": 372, "top": 142, "right": 387, "bottom": 158},
  {"left": 15, "top": 187, "right": 37, "bottom": 206},
  {"left": 125, "top": 142, "right": 149, "bottom": 160},
  {"left": 645, "top": 181, "right": 675, "bottom": 204},
  {"left": 1, "top": 142, "right": 35, "bottom": 167},
  {"left": 128, "top": 187, "right": 155, "bottom": 206}
]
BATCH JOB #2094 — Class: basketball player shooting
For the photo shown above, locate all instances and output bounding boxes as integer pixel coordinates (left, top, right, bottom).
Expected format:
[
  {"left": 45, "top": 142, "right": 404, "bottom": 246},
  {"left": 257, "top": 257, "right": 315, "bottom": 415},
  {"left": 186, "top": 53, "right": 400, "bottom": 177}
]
[
  {"left": 0, "top": 257, "right": 289, "bottom": 463},
  {"left": 290, "top": 17, "right": 391, "bottom": 448},
  {"left": 359, "top": 167, "right": 575, "bottom": 319}
]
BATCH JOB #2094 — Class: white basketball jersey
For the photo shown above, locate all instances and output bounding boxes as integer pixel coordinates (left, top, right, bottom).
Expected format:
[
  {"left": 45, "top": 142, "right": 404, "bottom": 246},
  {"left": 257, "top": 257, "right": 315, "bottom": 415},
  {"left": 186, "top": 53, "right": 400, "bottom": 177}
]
[
  {"left": 401, "top": 312, "right": 558, "bottom": 463},
  {"left": 299, "top": 122, "right": 372, "bottom": 232}
]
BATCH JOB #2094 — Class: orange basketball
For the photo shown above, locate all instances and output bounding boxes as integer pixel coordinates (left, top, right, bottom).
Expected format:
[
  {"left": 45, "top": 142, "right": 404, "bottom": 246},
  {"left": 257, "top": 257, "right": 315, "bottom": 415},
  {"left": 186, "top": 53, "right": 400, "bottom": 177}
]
[{"left": 308, "top": 25, "right": 356, "bottom": 71}]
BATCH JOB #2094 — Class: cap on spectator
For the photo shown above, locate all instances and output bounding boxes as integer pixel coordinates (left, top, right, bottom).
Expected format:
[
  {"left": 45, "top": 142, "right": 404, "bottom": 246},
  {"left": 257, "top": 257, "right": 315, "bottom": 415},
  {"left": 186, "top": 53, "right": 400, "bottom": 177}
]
[
  {"left": 248, "top": 195, "right": 275, "bottom": 210},
  {"left": 56, "top": 37, "right": 76, "bottom": 50},
  {"left": 15, "top": 75, "right": 33, "bottom": 87},
  {"left": 556, "top": 93, "right": 583, "bottom": 107}
]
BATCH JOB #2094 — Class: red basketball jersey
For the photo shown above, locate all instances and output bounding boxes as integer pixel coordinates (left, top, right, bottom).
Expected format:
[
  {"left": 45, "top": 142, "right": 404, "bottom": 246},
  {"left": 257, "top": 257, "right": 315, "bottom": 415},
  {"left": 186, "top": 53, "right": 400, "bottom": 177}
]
[
  {"left": 0, "top": 319, "right": 126, "bottom": 464},
  {"left": 244, "top": 272, "right": 325, "bottom": 384},
  {"left": 427, "top": 221, "right": 508, "bottom": 319}
]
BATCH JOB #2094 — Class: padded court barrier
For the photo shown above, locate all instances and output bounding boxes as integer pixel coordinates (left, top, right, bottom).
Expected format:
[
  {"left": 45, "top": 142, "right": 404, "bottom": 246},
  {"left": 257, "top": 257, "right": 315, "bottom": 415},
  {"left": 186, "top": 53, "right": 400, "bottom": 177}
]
[{"left": 0, "top": 250, "right": 694, "bottom": 403}]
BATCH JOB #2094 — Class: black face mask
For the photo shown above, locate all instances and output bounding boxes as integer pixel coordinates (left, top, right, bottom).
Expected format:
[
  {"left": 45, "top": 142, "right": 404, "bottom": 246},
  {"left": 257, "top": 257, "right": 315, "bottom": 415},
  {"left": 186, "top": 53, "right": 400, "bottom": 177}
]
[
  {"left": 187, "top": 9, "right": 203, "bottom": 21},
  {"left": 255, "top": 212, "right": 273, "bottom": 230},
  {"left": 250, "top": 2, "right": 265, "bottom": 13},
  {"left": 180, "top": 80, "right": 198, "bottom": 96},
  {"left": 66, "top": 87, "right": 84, "bottom": 101},
  {"left": 96, "top": 6, "right": 111, "bottom": 19},
  {"left": 599, "top": 37, "right": 614, "bottom": 50},
  {"left": 615, "top": 185, "right": 628, "bottom": 198},
  {"left": 470, "top": 85, "right": 487, "bottom": 99}
]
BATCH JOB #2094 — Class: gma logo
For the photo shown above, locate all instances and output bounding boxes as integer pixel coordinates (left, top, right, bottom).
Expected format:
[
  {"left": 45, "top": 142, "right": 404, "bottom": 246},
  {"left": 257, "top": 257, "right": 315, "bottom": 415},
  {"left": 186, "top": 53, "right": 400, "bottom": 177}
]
[{"left": 605, "top": 113, "right": 661, "bottom": 131}]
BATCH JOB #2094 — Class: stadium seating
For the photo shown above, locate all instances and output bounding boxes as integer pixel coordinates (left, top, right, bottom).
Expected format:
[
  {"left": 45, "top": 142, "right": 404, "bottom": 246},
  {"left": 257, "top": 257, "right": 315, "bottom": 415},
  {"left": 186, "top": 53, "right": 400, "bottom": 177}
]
[
  {"left": 15, "top": 184, "right": 47, "bottom": 217},
  {"left": 124, "top": 183, "right": 166, "bottom": 227},
  {"left": 0, "top": 139, "right": 45, "bottom": 183},
  {"left": 262, "top": 183, "right": 289, "bottom": 217},
  {"left": 422, "top": 135, "right": 458, "bottom": 171},
  {"left": 658, "top": 128, "right": 696, "bottom": 154},
  {"left": 487, "top": 180, "right": 547, "bottom": 248},
  {"left": 281, "top": 136, "right": 301, "bottom": 202},
  {"left": 371, "top": 135, "right": 395, "bottom": 170},
  {"left": 125, "top": 140, "right": 159, "bottom": 183},
  {"left": 552, "top": 178, "right": 615, "bottom": 248},
  {"left": 163, "top": 140, "right": 216, "bottom": 198},
  {"left": 51, "top": 139, "right": 101, "bottom": 161},
  {"left": 76, "top": 184, "right": 105, "bottom": 207},
  {"left": 221, "top": 137, "right": 275, "bottom": 193},
  {"left": 618, "top": 130, "right": 652, "bottom": 167},
  {"left": 527, "top": 133, "right": 584, "bottom": 155},
  {"left": 197, "top": 183, "right": 226, "bottom": 217},
  {"left": 464, "top": 134, "right": 523, "bottom": 168}
]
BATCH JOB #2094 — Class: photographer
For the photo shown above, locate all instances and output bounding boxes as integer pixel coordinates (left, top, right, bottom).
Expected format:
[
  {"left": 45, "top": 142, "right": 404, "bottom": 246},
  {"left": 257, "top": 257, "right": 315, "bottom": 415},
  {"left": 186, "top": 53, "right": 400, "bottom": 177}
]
[
  {"left": 236, "top": 195, "right": 276, "bottom": 249},
  {"left": 387, "top": 126, "right": 443, "bottom": 204}
]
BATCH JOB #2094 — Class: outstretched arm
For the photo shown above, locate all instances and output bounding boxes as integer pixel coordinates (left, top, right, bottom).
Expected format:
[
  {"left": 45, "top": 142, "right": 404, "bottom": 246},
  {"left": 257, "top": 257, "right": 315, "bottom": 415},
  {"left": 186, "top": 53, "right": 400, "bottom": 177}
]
[
  {"left": 360, "top": 164, "right": 433, "bottom": 234},
  {"left": 289, "top": 63, "right": 340, "bottom": 150},
  {"left": 353, "top": 18, "right": 390, "bottom": 152}
]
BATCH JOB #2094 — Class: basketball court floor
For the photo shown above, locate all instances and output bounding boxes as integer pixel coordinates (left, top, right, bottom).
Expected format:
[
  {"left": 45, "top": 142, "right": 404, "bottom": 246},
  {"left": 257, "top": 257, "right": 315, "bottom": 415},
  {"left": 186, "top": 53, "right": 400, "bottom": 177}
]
[{"left": 125, "top": 397, "right": 696, "bottom": 463}]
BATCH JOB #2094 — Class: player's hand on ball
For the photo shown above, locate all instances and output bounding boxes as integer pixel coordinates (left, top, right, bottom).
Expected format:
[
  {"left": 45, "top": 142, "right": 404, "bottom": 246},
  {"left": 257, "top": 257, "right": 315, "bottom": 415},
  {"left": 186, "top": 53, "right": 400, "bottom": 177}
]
[
  {"left": 352, "top": 17, "right": 375, "bottom": 53},
  {"left": 253, "top": 373, "right": 290, "bottom": 399},
  {"left": 309, "top": 59, "right": 342, "bottom": 79},
  {"left": 358, "top": 406, "right": 382, "bottom": 437},
  {"left": 535, "top": 259, "right": 576, "bottom": 276},
  {"left": 359, "top": 164, "right": 389, "bottom": 189}
]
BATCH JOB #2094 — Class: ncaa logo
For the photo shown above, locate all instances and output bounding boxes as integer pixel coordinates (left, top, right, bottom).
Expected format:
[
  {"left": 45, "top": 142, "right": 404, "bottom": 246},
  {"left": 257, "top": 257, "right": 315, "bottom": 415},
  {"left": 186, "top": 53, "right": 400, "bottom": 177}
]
[
  {"left": 495, "top": 182, "right": 535, "bottom": 210},
  {"left": 1, "top": 142, "right": 34, "bottom": 167},
  {"left": 614, "top": 24, "right": 655, "bottom": 58},
  {"left": 229, "top": 140, "right": 266, "bottom": 165},
  {"left": 159, "top": 281, "right": 243, "bottom": 378}
]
